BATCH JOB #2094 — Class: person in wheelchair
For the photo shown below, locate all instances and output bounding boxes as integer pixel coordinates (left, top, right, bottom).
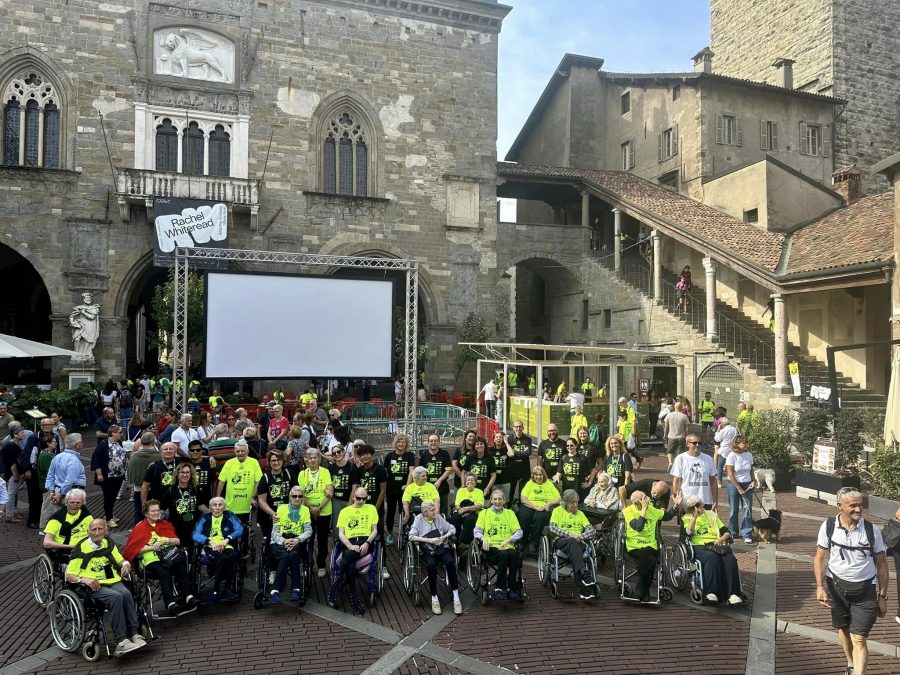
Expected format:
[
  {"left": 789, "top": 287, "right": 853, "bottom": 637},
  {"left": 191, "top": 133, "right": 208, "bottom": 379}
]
[
  {"left": 402, "top": 467, "right": 440, "bottom": 526},
  {"left": 43, "top": 488, "right": 92, "bottom": 565},
  {"left": 65, "top": 518, "right": 147, "bottom": 657},
  {"left": 124, "top": 500, "right": 196, "bottom": 617},
  {"left": 623, "top": 490, "right": 680, "bottom": 603},
  {"left": 268, "top": 486, "right": 313, "bottom": 605},
  {"left": 328, "top": 487, "right": 379, "bottom": 615},
  {"left": 682, "top": 495, "right": 743, "bottom": 605},
  {"left": 518, "top": 466, "right": 561, "bottom": 556},
  {"left": 474, "top": 489, "right": 524, "bottom": 602},
  {"left": 409, "top": 500, "right": 463, "bottom": 615},
  {"left": 192, "top": 496, "right": 245, "bottom": 603},
  {"left": 549, "top": 489, "right": 597, "bottom": 600},
  {"left": 449, "top": 474, "right": 484, "bottom": 546},
  {"left": 584, "top": 472, "right": 620, "bottom": 512}
]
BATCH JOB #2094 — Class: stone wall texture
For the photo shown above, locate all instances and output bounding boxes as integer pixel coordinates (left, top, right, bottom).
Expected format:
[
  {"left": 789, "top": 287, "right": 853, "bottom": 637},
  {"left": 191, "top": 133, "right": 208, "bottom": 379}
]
[{"left": 710, "top": 0, "right": 899, "bottom": 191}]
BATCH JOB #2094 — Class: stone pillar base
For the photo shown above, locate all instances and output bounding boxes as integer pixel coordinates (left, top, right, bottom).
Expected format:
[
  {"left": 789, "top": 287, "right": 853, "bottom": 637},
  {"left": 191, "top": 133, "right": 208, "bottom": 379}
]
[{"left": 64, "top": 365, "right": 99, "bottom": 389}]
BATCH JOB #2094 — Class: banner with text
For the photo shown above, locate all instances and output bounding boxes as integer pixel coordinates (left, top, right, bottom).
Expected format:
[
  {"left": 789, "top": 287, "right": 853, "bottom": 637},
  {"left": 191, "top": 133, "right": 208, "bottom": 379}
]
[{"left": 153, "top": 197, "right": 228, "bottom": 268}]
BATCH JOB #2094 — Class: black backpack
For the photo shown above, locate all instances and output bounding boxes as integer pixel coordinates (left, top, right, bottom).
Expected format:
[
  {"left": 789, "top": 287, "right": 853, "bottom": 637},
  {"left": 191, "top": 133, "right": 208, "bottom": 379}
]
[
  {"left": 119, "top": 388, "right": 134, "bottom": 409},
  {"left": 825, "top": 516, "right": 876, "bottom": 560}
]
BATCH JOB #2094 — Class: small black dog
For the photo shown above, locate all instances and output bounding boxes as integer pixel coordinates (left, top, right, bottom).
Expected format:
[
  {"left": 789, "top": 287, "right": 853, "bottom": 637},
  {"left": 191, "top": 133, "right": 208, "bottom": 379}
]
[{"left": 752, "top": 510, "right": 783, "bottom": 543}]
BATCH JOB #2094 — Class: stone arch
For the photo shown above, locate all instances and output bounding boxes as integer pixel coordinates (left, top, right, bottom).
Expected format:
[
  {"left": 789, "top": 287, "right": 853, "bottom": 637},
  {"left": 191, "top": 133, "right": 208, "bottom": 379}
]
[
  {"left": 500, "top": 255, "right": 583, "bottom": 344},
  {"left": 311, "top": 90, "right": 384, "bottom": 197},
  {"left": 0, "top": 242, "right": 53, "bottom": 382},
  {"left": 697, "top": 361, "right": 744, "bottom": 419},
  {"left": 0, "top": 46, "right": 77, "bottom": 170}
]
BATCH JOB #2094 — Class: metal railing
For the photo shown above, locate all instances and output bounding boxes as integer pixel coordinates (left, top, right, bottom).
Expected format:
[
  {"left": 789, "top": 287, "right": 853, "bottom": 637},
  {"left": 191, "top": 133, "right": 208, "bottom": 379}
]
[{"left": 116, "top": 168, "right": 260, "bottom": 205}]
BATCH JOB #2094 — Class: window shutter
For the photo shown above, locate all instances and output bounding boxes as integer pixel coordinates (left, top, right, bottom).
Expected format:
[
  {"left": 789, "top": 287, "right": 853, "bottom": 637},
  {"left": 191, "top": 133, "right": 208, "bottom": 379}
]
[
  {"left": 736, "top": 116, "right": 743, "bottom": 146},
  {"left": 823, "top": 124, "right": 831, "bottom": 157},
  {"left": 772, "top": 122, "right": 778, "bottom": 151},
  {"left": 799, "top": 122, "right": 808, "bottom": 155},
  {"left": 657, "top": 133, "right": 663, "bottom": 162},
  {"left": 672, "top": 124, "right": 679, "bottom": 155},
  {"left": 760, "top": 120, "right": 768, "bottom": 150},
  {"left": 716, "top": 114, "right": 723, "bottom": 144},
  {"left": 630, "top": 140, "right": 635, "bottom": 168}
]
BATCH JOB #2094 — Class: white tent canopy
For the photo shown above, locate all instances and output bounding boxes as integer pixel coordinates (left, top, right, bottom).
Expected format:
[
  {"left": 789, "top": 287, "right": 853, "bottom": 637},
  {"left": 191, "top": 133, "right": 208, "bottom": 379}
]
[{"left": 0, "top": 334, "right": 78, "bottom": 359}]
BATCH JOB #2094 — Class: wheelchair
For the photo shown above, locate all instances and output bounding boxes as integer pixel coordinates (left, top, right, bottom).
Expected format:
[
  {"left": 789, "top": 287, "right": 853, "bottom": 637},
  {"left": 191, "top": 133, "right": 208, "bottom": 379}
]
[
  {"left": 133, "top": 553, "right": 196, "bottom": 623},
  {"left": 327, "top": 538, "right": 385, "bottom": 608},
  {"left": 537, "top": 527, "right": 601, "bottom": 600},
  {"left": 613, "top": 520, "right": 674, "bottom": 605},
  {"left": 402, "top": 535, "right": 459, "bottom": 608},
  {"left": 191, "top": 542, "right": 247, "bottom": 604},
  {"left": 466, "top": 540, "right": 527, "bottom": 606},
  {"left": 668, "top": 534, "right": 750, "bottom": 606},
  {"left": 33, "top": 552, "right": 66, "bottom": 608},
  {"left": 253, "top": 535, "right": 313, "bottom": 610},
  {"left": 48, "top": 581, "right": 154, "bottom": 662},
  {"left": 397, "top": 498, "right": 424, "bottom": 556},
  {"left": 583, "top": 508, "right": 622, "bottom": 568}
]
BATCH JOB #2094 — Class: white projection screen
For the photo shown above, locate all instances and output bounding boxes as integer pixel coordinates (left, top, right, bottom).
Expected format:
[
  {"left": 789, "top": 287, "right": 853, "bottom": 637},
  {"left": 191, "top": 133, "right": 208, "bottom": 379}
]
[{"left": 204, "top": 272, "right": 394, "bottom": 378}]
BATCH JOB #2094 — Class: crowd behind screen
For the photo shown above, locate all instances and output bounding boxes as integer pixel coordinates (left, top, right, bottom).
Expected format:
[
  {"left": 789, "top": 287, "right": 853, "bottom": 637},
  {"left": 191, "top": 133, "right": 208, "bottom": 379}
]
[{"left": 0, "top": 375, "right": 770, "bottom": 659}]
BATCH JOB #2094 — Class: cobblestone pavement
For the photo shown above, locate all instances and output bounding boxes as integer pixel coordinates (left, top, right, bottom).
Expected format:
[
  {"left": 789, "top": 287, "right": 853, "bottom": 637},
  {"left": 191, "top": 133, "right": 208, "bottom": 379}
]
[{"left": 0, "top": 443, "right": 897, "bottom": 674}]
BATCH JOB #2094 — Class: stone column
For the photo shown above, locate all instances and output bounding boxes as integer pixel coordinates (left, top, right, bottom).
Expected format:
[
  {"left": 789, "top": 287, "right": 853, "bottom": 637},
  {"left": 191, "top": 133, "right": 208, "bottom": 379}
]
[
  {"left": 581, "top": 191, "right": 590, "bottom": 284},
  {"left": 703, "top": 256, "right": 717, "bottom": 340},
  {"left": 651, "top": 229, "right": 662, "bottom": 300},
  {"left": 773, "top": 293, "right": 789, "bottom": 388},
  {"left": 613, "top": 208, "right": 622, "bottom": 271}
]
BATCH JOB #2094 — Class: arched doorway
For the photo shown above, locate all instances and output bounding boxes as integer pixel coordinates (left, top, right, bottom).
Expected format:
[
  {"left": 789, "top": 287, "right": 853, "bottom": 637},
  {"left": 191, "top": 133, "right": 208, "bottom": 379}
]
[
  {"left": 504, "top": 257, "right": 581, "bottom": 344},
  {"left": 0, "top": 244, "right": 52, "bottom": 383},
  {"left": 121, "top": 257, "right": 171, "bottom": 378},
  {"left": 697, "top": 362, "right": 744, "bottom": 418},
  {"left": 642, "top": 355, "right": 678, "bottom": 400}
]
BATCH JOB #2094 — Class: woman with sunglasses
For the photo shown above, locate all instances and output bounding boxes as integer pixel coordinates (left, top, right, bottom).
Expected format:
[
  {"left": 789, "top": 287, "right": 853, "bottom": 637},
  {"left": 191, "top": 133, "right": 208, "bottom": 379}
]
[
  {"left": 268, "top": 486, "right": 312, "bottom": 605},
  {"left": 382, "top": 434, "right": 415, "bottom": 546},
  {"left": 258, "top": 449, "right": 298, "bottom": 540},
  {"left": 325, "top": 443, "right": 355, "bottom": 540},
  {"left": 452, "top": 430, "right": 477, "bottom": 491},
  {"left": 518, "top": 465, "right": 561, "bottom": 555},
  {"left": 169, "top": 462, "right": 201, "bottom": 555},
  {"left": 554, "top": 438, "right": 589, "bottom": 499}
]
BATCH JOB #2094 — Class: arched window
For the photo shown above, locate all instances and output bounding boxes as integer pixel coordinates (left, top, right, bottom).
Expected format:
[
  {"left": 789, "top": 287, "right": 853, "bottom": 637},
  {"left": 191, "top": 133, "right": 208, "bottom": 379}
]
[
  {"left": 2, "top": 71, "right": 61, "bottom": 168},
  {"left": 155, "top": 118, "right": 178, "bottom": 172},
  {"left": 182, "top": 121, "right": 204, "bottom": 176},
  {"left": 208, "top": 124, "right": 230, "bottom": 177},
  {"left": 323, "top": 110, "right": 369, "bottom": 197}
]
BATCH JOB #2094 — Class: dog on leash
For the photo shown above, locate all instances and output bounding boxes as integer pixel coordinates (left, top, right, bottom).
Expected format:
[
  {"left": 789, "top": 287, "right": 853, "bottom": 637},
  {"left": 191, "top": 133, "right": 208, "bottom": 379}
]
[{"left": 752, "top": 510, "right": 783, "bottom": 543}]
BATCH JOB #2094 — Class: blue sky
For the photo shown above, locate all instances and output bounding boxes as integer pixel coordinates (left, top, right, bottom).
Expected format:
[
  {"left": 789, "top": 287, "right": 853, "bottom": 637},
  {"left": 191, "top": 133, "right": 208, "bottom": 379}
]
[{"left": 497, "top": 0, "right": 710, "bottom": 158}]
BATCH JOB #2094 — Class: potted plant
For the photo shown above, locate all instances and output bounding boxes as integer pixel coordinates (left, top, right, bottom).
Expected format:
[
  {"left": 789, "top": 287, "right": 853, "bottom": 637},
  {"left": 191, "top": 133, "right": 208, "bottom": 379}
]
[{"left": 748, "top": 408, "right": 795, "bottom": 492}]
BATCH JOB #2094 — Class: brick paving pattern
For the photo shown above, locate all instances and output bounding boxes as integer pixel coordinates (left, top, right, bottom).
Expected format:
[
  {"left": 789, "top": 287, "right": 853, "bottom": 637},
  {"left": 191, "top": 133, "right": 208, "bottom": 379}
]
[{"left": 776, "top": 632, "right": 899, "bottom": 675}]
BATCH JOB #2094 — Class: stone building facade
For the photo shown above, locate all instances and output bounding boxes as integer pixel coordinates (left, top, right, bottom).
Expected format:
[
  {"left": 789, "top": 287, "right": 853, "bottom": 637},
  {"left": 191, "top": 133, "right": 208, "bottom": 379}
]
[
  {"left": 710, "top": 0, "right": 900, "bottom": 190},
  {"left": 0, "top": 0, "right": 509, "bottom": 389}
]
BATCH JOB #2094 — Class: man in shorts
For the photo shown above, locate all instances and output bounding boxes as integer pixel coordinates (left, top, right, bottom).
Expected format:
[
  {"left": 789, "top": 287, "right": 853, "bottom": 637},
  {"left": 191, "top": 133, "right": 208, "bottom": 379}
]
[{"left": 814, "top": 488, "right": 889, "bottom": 675}]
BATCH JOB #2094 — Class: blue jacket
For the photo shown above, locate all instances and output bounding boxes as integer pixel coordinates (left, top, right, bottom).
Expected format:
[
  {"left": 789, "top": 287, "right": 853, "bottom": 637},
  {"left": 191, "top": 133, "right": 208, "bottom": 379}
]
[{"left": 192, "top": 510, "right": 244, "bottom": 545}]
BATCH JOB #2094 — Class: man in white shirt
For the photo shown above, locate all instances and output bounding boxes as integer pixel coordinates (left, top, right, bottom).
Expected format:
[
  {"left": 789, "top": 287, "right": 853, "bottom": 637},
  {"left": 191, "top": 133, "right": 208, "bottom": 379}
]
[
  {"left": 481, "top": 379, "right": 498, "bottom": 420},
  {"left": 814, "top": 488, "right": 889, "bottom": 675},
  {"left": 670, "top": 434, "right": 717, "bottom": 510},
  {"left": 713, "top": 416, "right": 739, "bottom": 488},
  {"left": 171, "top": 414, "right": 200, "bottom": 460}
]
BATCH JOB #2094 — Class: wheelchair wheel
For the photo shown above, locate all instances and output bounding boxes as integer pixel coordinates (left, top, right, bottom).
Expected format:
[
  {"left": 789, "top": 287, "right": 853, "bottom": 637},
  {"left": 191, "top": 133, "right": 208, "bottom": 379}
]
[
  {"left": 690, "top": 587, "right": 704, "bottom": 605},
  {"left": 668, "top": 544, "right": 689, "bottom": 591},
  {"left": 480, "top": 585, "right": 489, "bottom": 606},
  {"left": 402, "top": 543, "right": 416, "bottom": 595},
  {"left": 660, "top": 587, "right": 674, "bottom": 603},
  {"left": 253, "top": 592, "right": 264, "bottom": 610},
  {"left": 50, "top": 590, "right": 86, "bottom": 652},
  {"left": 32, "top": 554, "right": 55, "bottom": 608},
  {"left": 621, "top": 582, "right": 632, "bottom": 598},
  {"left": 375, "top": 543, "right": 385, "bottom": 594},
  {"left": 550, "top": 580, "right": 558, "bottom": 598},
  {"left": 81, "top": 641, "right": 102, "bottom": 662},
  {"left": 467, "top": 545, "right": 481, "bottom": 593},
  {"left": 537, "top": 537, "right": 550, "bottom": 585}
]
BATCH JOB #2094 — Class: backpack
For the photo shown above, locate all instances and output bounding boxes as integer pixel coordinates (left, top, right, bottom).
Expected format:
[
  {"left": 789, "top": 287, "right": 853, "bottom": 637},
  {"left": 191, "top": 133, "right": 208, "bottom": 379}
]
[
  {"left": 825, "top": 516, "right": 876, "bottom": 559},
  {"left": 588, "top": 423, "right": 603, "bottom": 448},
  {"left": 119, "top": 388, "right": 134, "bottom": 409}
]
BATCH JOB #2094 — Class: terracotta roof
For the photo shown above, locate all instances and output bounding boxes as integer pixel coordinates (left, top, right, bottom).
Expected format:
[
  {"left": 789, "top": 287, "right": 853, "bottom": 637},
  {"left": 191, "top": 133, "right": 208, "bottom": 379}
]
[
  {"left": 784, "top": 191, "right": 895, "bottom": 275},
  {"left": 497, "top": 162, "right": 786, "bottom": 272}
]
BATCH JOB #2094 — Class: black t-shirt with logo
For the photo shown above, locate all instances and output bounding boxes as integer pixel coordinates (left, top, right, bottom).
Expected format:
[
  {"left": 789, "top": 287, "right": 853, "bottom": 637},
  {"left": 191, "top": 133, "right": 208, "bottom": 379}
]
[
  {"left": 460, "top": 453, "right": 497, "bottom": 492},
  {"left": 491, "top": 447, "right": 511, "bottom": 484},
  {"left": 557, "top": 454, "right": 587, "bottom": 493},
  {"left": 191, "top": 457, "right": 215, "bottom": 507},
  {"left": 382, "top": 451, "right": 415, "bottom": 492},
  {"left": 576, "top": 442, "right": 601, "bottom": 470},
  {"left": 143, "top": 459, "right": 179, "bottom": 509},
  {"left": 603, "top": 453, "right": 633, "bottom": 486},
  {"left": 419, "top": 449, "right": 452, "bottom": 495},
  {"left": 538, "top": 438, "right": 566, "bottom": 476},
  {"left": 329, "top": 462, "right": 357, "bottom": 502},
  {"left": 258, "top": 468, "right": 297, "bottom": 509},
  {"left": 355, "top": 464, "right": 388, "bottom": 506}
]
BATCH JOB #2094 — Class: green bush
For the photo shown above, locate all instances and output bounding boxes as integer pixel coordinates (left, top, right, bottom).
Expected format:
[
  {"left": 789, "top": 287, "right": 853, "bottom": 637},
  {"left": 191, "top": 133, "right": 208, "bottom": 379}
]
[
  {"left": 859, "top": 406, "right": 887, "bottom": 451},
  {"left": 795, "top": 406, "right": 830, "bottom": 464},
  {"left": 834, "top": 408, "right": 864, "bottom": 469},
  {"left": 8, "top": 384, "right": 95, "bottom": 428},
  {"left": 868, "top": 446, "right": 900, "bottom": 500},
  {"left": 748, "top": 408, "right": 795, "bottom": 473}
]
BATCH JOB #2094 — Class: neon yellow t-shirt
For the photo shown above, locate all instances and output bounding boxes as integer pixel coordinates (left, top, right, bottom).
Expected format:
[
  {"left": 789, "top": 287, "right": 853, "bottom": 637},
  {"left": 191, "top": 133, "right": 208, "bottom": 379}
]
[
  {"left": 550, "top": 505, "right": 590, "bottom": 537},
  {"left": 44, "top": 510, "right": 92, "bottom": 546},
  {"left": 519, "top": 480, "right": 560, "bottom": 509},
  {"left": 298, "top": 467, "right": 334, "bottom": 517},
  {"left": 570, "top": 413, "right": 588, "bottom": 435},
  {"left": 208, "top": 514, "right": 233, "bottom": 549},
  {"left": 67, "top": 538, "right": 125, "bottom": 585},
  {"left": 623, "top": 503, "right": 663, "bottom": 551},
  {"left": 475, "top": 508, "right": 520, "bottom": 550},
  {"left": 683, "top": 511, "right": 725, "bottom": 546},
  {"left": 402, "top": 481, "right": 439, "bottom": 505},
  {"left": 337, "top": 503, "right": 379, "bottom": 539},
  {"left": 217, "top": 457, "right": 263, "bottom": 515},
  {"left": 276, "top": 503, "right": 311, "bottom": 538},
  {"left": 455, "top": 487, "right": 484, "bottom": 508}
]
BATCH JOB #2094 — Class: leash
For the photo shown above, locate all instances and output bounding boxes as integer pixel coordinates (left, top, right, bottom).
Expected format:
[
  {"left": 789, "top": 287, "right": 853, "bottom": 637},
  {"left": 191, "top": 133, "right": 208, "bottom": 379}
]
[{"left": 753, "top": 489, "right": 772, "bottom": 518}]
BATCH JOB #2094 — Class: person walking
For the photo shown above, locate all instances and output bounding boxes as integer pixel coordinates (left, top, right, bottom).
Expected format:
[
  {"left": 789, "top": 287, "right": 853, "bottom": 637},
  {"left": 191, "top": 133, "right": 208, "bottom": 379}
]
[{"left": 813, "top": 488, "right": 890, "bottom": 675}]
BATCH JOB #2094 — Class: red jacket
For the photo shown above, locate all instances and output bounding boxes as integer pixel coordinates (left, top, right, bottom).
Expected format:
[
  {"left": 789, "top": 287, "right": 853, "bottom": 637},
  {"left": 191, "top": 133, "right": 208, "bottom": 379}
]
[{"left": 123, "top": 518, "right": 179, "bottom": 563}]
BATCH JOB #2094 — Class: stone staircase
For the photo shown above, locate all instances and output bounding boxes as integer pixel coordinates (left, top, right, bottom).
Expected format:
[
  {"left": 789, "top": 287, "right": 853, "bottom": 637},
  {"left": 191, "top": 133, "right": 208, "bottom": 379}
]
[{"left": 606, "top": 254, "right": 885, "bottom": 409}]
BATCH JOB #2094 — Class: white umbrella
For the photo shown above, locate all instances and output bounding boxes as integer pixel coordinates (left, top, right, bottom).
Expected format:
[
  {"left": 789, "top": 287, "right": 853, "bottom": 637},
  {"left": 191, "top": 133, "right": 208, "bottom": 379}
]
[
  {"left": 0, "top": 333, "right": 79, "bottom": 359},
  {"left": 885, "top": 345, "right": 900, "bottom": 448}
]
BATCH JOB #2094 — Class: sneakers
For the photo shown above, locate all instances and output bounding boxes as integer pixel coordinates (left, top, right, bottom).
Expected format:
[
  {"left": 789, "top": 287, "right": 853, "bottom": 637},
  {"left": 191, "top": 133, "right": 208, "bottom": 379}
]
[
  {"left": 743, "top": 537, "right": 753, "bottom": 544},
  {"left": 209, "top": 591, "right": 220, "bottom": 604},
  {"left": 130, "top": 635, "right": 147, "bottom": 648},
  {"left": 114, "top": 638, "right": 140, "bottom": 656},
  {"left": 580, "top": 590, "right": 596, "bottom": 601},
  {"left": 716, "top": 480, "right": 723, "bottom": 488},
  {"left": 491, "top": 588, "right": 504, "bottom": 602},
  {"left": 507, "top": 590, "right": 520, "bottom": 602},
  {"left": 386, "top": 533, "right": 394, "bottom": 546},
  {"left": 431, "top": 599, "right": 442, "bottom": 615},
  {"left": 317, "top": 568, "right": 326, "bottom": 578},
  {"left": 221, "top": 589, "right": 238, "bottom": 602},
  {"left": 895, "top": 616, "right": 900, "bottom": 626},
  {"left": 706, "top": 593, "right": 719, "bottom": 603},
  {"left": 167, "top": 602, "right": 182, "bottom": 617},
  {"left": 845, "top": 667, "right": 855, "bottom": 675},
  {"left": 289, "top": 589, "right": 301, "bottom": 602},
  {"left": 728, "top": 594, "right": 743, "bottom": 605},
  {"left": 382, "top": 568, "right": 391, "bottom": 580},
  {"left": 108, "top": 518, "right": 119, "bottom": 529},
  {"left": 453, "top": 600, "right": 463, "bottom": 615},
  {"left": 269, "top": 590, "right": 281, "bottom": 605}
]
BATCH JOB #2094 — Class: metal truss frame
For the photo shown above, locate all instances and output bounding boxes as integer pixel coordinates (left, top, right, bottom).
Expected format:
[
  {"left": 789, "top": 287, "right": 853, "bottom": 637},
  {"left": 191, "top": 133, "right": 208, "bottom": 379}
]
[{"left": 172, "top": 247, "right": 419, "bottom": 431}]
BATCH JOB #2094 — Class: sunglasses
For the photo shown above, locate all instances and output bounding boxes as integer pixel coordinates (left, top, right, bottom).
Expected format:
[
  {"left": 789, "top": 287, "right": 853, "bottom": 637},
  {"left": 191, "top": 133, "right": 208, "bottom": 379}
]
[
  {"left": 687, "top": 441, "right": 701, "bottom": 445},
  {"left": 354, "top": 496, "right": 367, "bottom": 501},
  {"left": 189, "top": 448, "right": 203, "bottom": 453},
  {"left": 290, "top": 494, "right": 304, "bottom": 499}
]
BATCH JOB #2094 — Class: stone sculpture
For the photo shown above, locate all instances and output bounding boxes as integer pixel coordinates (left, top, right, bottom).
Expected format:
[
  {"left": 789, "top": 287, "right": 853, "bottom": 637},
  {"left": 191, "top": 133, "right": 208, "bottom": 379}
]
[{"left": 69, "top": 292, "right": 100, "bottom": 363}]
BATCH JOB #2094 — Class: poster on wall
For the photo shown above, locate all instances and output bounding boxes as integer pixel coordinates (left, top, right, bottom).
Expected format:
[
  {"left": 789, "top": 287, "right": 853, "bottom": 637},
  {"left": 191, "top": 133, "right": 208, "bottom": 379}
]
[
  {"left": 788, "top": 361, "right": 801, "bottom": 397},
  {"left": 812, "top": 437, "right": 836, "bottom": 474},
  {"left": 153, "top": 197, "right": 228, "bottom": 268}
]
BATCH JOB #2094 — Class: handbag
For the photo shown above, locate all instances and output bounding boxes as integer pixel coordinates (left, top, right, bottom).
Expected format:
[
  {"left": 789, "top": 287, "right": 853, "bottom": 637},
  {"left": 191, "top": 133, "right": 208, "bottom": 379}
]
[
  {"left": 704, "top": 543, "right": 730, "bottom": 556},
  {"left": 159, "top": 545, "right": 187, "bottom": 569},
  {"left": 881, "top": 520, "right": 900, "bottom": 550}
]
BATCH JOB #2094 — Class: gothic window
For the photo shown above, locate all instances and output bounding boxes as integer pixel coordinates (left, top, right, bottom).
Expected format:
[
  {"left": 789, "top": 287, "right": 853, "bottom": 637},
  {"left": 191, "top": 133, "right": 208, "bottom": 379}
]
[
  {"left": 323, "top": 110, "right": 369, "bottom": 197},
  {"left": 155, "top": 118, "right": 178, "bottom": 172},
  {"left": 182, "top": 121, "right": 204, "bottom": 175},
  {"left": 1, "top": 70, "right": 62, "bottom": 168},
  {"left": 208, "top": 124, "right": 231, "bottom": 177}
]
